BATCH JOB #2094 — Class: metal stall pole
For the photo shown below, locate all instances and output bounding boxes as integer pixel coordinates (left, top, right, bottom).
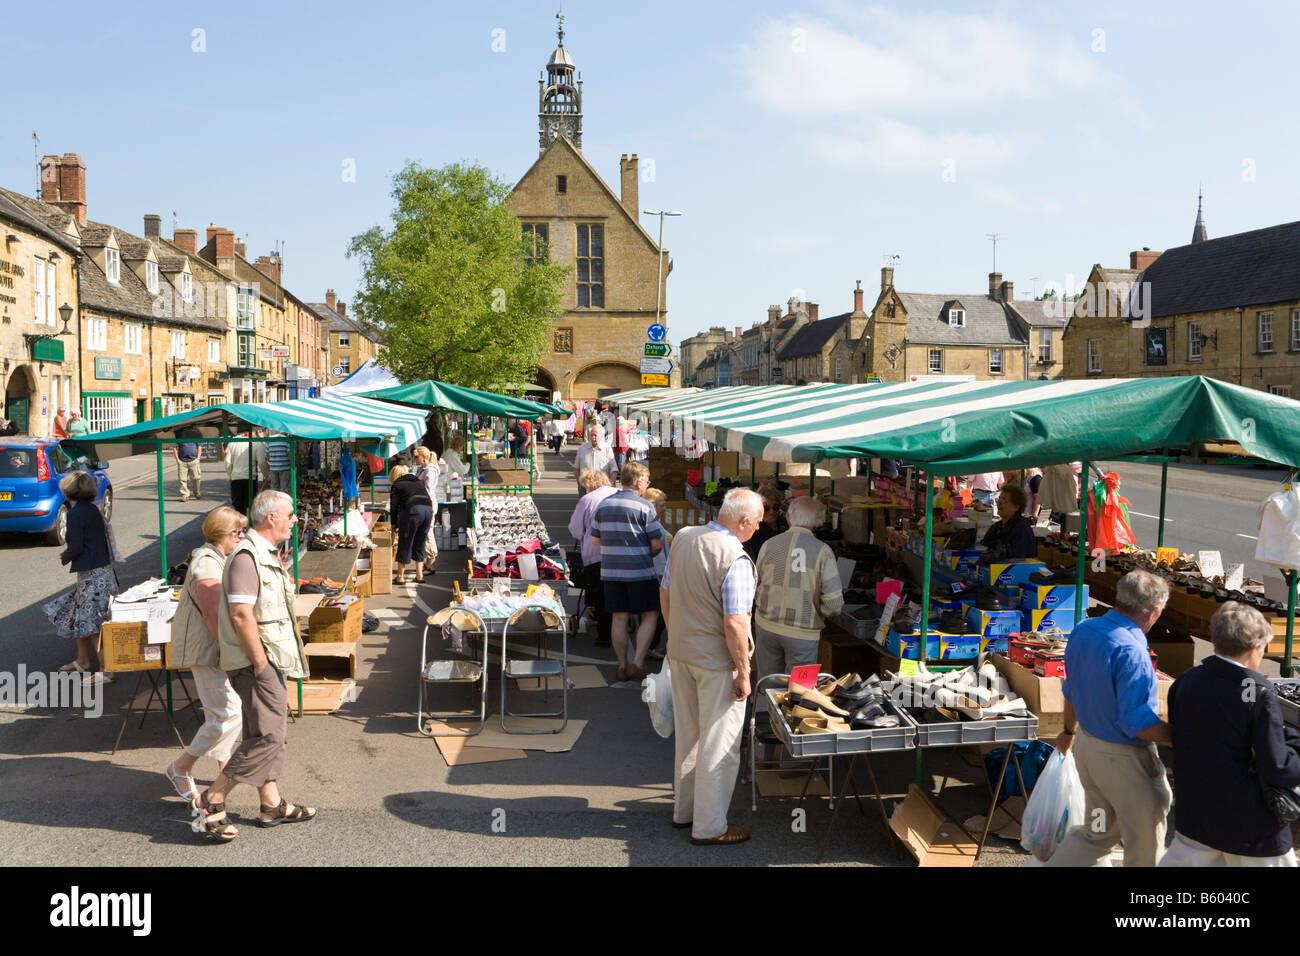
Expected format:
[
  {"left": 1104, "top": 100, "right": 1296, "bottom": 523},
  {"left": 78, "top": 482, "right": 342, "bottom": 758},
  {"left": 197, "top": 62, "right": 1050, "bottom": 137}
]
[
  {"left": 1157, "top": 450, "right": 1169, "bottom": 550},
  {"left": 290, "top": 438, "right": 303, "bottom": 716},
  {"left": 247, "top": 430, "right": 254, "bottom": 517},
  {"left": 156, "top": 440, "right": 167, "bottom": 579},
  {"left": 915, "top": 469, "right": 934, "bottom": 786},
  {"left": 1076, "top": 461, "right": 1090, "bottom": 628},
  {"left": 1286, "top": 570, "right": 1297, "bottom": 679}
]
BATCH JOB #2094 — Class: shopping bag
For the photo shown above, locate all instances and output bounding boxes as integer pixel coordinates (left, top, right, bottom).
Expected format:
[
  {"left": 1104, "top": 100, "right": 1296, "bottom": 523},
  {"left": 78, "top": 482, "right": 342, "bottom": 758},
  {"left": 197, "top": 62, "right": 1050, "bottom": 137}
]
[
  {"left": 1085, "top": 472, "right": 1136, "bottom": 552},
  {"left": 1019, "top": 749, "right": 1085, "bottom": 862},
  {"left": 641, "top": 660, "right": 674, "bottom": 738}
]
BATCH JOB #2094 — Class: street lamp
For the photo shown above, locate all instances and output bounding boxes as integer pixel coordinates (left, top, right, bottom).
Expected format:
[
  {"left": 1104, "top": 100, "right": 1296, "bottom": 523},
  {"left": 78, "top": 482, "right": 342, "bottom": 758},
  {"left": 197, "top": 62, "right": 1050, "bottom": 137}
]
[{"left": 642, "top": 209, "right": 681, "bottom": 336}]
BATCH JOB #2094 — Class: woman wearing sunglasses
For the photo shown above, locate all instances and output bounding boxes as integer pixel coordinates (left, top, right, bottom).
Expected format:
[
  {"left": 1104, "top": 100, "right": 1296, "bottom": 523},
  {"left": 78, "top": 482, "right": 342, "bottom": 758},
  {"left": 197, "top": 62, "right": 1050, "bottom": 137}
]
[{"left": 163, "top": 506, "right": 249, "bottom": 821}]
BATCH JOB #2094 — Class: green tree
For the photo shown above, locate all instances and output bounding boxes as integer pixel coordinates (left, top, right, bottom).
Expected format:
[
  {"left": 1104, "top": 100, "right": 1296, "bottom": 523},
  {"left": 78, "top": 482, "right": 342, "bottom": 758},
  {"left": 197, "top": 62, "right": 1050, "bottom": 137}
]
[{"left": 347, "top": 162, "right": 568, "bottom": 389}]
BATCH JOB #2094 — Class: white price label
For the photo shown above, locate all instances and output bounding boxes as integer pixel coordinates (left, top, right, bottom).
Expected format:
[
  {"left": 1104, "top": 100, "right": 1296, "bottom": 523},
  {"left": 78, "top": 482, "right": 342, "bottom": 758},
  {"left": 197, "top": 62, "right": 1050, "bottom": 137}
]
[{"left": 1198, "top": 550, "right": 1224, "bottom": 579}]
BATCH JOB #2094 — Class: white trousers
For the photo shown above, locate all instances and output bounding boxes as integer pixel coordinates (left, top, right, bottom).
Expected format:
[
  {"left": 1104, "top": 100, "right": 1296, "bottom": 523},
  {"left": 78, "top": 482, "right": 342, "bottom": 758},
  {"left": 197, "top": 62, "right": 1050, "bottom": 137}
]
[
  {"left": 670, "top": 658, "right": 746, "bottom": 841},
  {"left": 1159, "top": 832, "right": 1298, "bottom": 867},
  {"left": 185, "top": 664, "right": 243, "bottom": 763}
]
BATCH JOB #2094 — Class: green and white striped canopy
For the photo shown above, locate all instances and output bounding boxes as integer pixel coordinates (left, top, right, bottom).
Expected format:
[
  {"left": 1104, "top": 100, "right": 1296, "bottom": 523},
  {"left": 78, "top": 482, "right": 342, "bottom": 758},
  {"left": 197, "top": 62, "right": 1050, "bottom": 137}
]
[
  {"left": 64, "top": 395, "right": 431, "bottom": 461},
  {"left": 632, "top": 377, "right": 1300, "bottom": 474},
  {"left": 360, "top": 380, "right": 565, "bottom": 417},
  {"left": 606, "top": 386, "right": 699, "bottom": 407}
]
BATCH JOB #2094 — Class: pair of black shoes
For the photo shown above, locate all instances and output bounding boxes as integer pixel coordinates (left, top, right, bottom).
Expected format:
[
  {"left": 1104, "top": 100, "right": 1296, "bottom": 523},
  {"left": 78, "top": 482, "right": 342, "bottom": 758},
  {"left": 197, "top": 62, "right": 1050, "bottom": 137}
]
[
  {"left": 974, "top": 586, "right": 1004, "bottom": 611},
  {"left": 1027, "top": 566, "right": 1075, "bottom": 585},
  {"left": 929, "top": 609, "right": 971, "bottom": 634}
]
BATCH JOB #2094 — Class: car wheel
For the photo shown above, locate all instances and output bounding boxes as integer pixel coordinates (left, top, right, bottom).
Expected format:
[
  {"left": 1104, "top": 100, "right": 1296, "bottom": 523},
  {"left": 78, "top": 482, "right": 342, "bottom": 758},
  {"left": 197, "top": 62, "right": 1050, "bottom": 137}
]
[
  {"left": 100, "top": 487, "right": 113, "bottom": 523},
  {"left": 46, "top": 504, "right": 69, "bottom": 546}
]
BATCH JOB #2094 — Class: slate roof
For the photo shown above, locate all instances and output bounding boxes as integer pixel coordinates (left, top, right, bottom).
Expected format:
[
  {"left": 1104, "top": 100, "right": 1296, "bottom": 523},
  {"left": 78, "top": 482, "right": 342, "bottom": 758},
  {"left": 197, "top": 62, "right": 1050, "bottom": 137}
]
[
  {"left": 776, "top": 313, "right": 851, "bottom": 359},
  {"left": 895, "top": 292, "right": 1027, "bottom": 346},
  {"left": 1012, "top": 299, "right": 1070, "bottom": 328},
  {"left": 0, "top": 187, "right": 80, "bottom": 252},
  {"left": 308, "top": 302, "right": 379, "bottom": 342},
  {"left": 1139, "top": 221, "right": 1300, "bottom": 318}
]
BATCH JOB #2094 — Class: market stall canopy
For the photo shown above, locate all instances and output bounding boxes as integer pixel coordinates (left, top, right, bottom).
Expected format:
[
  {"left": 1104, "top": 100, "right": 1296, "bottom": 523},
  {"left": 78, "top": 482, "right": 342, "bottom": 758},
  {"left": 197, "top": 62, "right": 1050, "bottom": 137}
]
[
  {"left": 62, "top": 395, "right": 430, "bottom": 462},
  {"left": 319, "top": 359, "right": 402, "bottom": 397},
  {"left": 634, "top": 376, "right": 1300, "bottom": 474},
  {"left": 359, "top": 380, "right": 565, "bottom": 418},
  {"left": 607, "top": 386, "right": 700, "bottom": 408}
]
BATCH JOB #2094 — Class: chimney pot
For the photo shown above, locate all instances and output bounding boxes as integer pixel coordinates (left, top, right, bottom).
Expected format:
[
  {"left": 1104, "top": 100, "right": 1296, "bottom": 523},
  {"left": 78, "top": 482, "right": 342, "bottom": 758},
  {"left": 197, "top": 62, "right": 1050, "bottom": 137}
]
[
  {"left": 1000, "top": 280, "right": 1014, "bottom": 303},
  {"left": 853, "top": 280, "right": 864, "bottom": 314},
  {"left": 1129, "top": 249, "right": 1162, "bottom": 271},
  {"left": 767, "top": 305, "right": 781, "bottom": 324},
  {"left": 206, "top": 224, "right": 221, "bottom": 245},
  {"left": 325, "top": 289, "right": 337, "bottom": 310},
  {"left": 989, "top": 272, "right": 1003, "bottom": 297},
  {"left": 143, "top": 214, "right": 161, "bottom": 238}
]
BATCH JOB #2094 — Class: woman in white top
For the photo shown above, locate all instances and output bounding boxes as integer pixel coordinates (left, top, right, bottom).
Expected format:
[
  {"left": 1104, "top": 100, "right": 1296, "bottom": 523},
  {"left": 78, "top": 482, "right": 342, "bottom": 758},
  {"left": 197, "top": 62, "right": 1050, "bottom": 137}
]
[
  {"left": 443, "top": 433, "right": 472, "bottom": 479},
  {"left": 412, "top": 446, "right": 441, "bottom": 572}
]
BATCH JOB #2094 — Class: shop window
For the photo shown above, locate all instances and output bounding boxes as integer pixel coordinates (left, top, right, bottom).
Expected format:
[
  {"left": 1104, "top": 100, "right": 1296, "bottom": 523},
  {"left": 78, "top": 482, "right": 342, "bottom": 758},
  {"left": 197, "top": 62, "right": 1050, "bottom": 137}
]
[
  {"left": 989, "top": 349, "right": 1003, "bottom": 374},
  {"left": 929, "top": 349, "right": 942, "bottom": 373}
]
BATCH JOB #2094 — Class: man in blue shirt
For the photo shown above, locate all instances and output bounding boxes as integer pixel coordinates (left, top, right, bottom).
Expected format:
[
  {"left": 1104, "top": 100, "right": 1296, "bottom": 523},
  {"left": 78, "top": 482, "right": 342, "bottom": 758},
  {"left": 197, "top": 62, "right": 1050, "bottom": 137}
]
[
  {"left": 174, "top": 437, "right": 202, "bottom": 502},
  {"left": 591, "top": 462, "right": 665, "bottom": 682},
  {"left": 1046, "top": 570, "right": 1173, "bottom": 867}
]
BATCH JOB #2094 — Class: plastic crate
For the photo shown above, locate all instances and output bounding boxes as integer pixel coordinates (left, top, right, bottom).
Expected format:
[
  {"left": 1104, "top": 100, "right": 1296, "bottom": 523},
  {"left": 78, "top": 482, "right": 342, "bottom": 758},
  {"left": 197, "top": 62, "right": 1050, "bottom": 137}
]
[
  {"left": 764, "top": 689, "right": 916, "bottom": 757},
  {"left": 900, "top": 706, "right": 1039, "bottom": 749},
  {"left": 1275, "top": 678, "right": 1300, "bottom": 727},
  {"left": 833, "top": 607, "right": 876, "bottom": 639}
]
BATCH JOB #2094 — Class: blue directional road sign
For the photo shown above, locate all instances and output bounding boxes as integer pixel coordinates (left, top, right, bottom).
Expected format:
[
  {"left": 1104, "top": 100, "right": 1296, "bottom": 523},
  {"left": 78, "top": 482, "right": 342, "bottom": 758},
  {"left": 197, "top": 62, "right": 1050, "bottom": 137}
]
[{"left": 647, "top": 323, "right": 667, "bottom": 343}]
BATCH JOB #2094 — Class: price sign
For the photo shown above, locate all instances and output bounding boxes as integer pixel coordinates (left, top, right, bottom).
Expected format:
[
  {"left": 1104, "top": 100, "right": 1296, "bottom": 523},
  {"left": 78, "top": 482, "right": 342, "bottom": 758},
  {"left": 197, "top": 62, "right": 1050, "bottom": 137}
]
[
  {"left": 875, "top": 592, "right": 902, "bottom": 645},
  {"left": 1197, "top": 550, "right": 1224, "bottom": 579},
  {"left": 1155, "top": 547, "right": 1179, "bottom": 565},
  {"left": 1225, "top": 564, "right": 1245, "bottom": 591}
]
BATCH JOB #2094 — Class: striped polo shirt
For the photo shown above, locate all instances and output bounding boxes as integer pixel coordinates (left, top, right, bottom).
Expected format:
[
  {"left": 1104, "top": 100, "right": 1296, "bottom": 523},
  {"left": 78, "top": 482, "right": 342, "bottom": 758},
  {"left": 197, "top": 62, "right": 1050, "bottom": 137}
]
[
  {"left": 267, "top": 439, "right": 291, "bottom": 472},
  {"left": 592, "top": 489, "right": 665, "bottom": 581}
]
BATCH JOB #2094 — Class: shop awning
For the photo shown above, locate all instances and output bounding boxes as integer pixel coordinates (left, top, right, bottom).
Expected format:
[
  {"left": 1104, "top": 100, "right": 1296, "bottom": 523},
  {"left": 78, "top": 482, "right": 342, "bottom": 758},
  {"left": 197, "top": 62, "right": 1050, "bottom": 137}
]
[
  {"left": 63, "top": 395, "right": 430, "bottom": 461},
  {"left": 634, "top": 376, "right": 1300, "bottom": 474},
  {"left": 359, "top": 380, "right": 565, "bottom": 418},
  {"left": 319, "top": 359, "right": 402, "bottom": 397},
  {"left": 607, "top": 386, "right": 700, "bottom": 406}
]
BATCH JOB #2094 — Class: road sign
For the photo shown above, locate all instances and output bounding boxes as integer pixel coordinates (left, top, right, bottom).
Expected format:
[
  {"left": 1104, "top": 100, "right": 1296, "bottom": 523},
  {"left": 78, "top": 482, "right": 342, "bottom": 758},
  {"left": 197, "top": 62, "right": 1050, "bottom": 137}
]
[
  {"left": 639, "top": 357, "right": 673, "bottom": 375},
  {"left": 647, "top": 323, "right": 667, "bottom": 343},
  {"left": 640, "top": 373, "right": 670, "bottom": 386},
  {"left": 331, "top": 365, "right": 345, "bottom": 377},
  {"left": 644, "top": 343, "right": 672, "bottom": 357},
  {"left": 271, "top": 344, "right": 291, "bottom": 358}
]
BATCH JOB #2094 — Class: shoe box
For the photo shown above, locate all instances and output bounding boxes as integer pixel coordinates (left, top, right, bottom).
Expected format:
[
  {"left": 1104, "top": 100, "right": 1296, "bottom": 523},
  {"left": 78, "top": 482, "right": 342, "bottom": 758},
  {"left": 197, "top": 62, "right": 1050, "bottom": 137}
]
[
  {"left": 927, "top": 593, "right": 966, "bottom": 613},
  {"left": 882, "top": 628, "right": 981, "bottom": 660},
  {"left": 938, "top": 547, "right": 985, "bottom": 575},
  {"left": 1019, "top": 584, "right": 1088, "bottom": 611},
  {"left": 980, "top": 636, "right": 1010, "bottom": 655},
  {"left": 1032, "top": 650, "right": 1066, "bottom": 678},
  {"left": 964, "top": 605, "right": 1022, "bottom": 638},
  {"left": 978, "top": 560, "right": 1047, "bottom": 588},
  {"left": 1022, "top": 607, "right": 1081, "bottom": 635}
]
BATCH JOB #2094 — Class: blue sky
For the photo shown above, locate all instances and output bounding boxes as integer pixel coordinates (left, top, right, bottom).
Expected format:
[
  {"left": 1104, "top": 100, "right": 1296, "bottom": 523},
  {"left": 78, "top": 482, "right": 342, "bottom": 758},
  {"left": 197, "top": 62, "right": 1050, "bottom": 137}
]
[{"left": 3, "top": 0, "right": 1297, "bottom": 342}]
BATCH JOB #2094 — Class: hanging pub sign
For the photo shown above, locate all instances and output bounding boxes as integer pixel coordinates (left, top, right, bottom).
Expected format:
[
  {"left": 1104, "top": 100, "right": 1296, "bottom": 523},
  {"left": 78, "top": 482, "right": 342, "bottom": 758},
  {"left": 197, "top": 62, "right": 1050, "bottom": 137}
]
[{"left": 1145, "top": 328, "right": 1167, "bottom": 366}]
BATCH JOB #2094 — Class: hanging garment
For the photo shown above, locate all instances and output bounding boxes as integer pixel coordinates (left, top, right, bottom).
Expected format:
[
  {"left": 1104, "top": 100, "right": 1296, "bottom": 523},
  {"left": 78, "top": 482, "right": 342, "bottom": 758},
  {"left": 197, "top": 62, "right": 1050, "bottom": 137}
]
[
  {"left": 1257, "top": 484, "right": 1300, "bottom": 570},
  {"left": 1038, "top": 463, "right": 1080, "bottom": 514}
]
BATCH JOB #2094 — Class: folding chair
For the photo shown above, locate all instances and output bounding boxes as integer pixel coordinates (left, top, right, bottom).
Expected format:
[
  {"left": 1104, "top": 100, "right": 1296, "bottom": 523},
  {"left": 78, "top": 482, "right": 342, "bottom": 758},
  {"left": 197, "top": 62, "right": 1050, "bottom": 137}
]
[
  {"left": 745, "top": 672, "right": 836, "bottom": 812},
  {"left": 500, "top": 605, "right": 568, "bottom": 734},
  {"left": 418, "top": 607, "right": 489, "bottom": 737}
]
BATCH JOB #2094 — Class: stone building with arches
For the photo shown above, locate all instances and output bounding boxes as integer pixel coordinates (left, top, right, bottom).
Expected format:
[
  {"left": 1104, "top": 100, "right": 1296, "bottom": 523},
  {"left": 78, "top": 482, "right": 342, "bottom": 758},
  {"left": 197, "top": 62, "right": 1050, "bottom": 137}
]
[{"left": 506, "top": 18, "right": 670, "bottom": 401}]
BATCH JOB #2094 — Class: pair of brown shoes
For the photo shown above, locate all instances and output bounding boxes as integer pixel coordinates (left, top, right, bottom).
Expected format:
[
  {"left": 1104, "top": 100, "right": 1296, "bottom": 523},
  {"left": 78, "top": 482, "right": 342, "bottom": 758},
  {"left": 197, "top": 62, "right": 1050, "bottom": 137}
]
[
  {"left": 691, "top": 825, "right": 750, "bottom": 846},
  {"left": 616, "top": 663, "right": 647, "bottom": 683}
]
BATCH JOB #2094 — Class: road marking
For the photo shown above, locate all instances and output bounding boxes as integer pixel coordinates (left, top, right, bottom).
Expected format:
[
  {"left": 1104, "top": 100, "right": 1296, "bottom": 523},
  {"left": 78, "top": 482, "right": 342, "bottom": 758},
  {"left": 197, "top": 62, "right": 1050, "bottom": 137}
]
[
  {"left": 1127, "top": 511, "right": 1170, "bottom": 522},
  {"left": 1236, "top": 533, "right": 1258, "bottom": 540}
]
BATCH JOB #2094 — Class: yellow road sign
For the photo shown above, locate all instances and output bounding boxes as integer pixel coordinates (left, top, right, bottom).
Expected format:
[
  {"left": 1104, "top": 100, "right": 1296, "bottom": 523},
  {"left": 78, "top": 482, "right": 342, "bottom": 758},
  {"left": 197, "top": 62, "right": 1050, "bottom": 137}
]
[{"left": 640, "top": 373, "right": 670, "bottom": 386}]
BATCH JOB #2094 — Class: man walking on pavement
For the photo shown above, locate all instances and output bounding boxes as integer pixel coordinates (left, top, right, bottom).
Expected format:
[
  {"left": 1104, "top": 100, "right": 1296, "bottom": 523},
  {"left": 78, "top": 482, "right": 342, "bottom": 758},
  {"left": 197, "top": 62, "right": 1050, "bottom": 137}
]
[
  {"left": 660, "top": 487, "right": 762, "bottom": 846},
  {"left": 1046, "top": 569, "right": 1173, "bottom": 866},
  {"left": 193, "top": 490, "right": 316, "bottom": 841},
  {"left": 174, "top": 436, "right": 202, "bottom": 502},
  {"left": 573, "top": 423, "right": 617, "bottom": 494}
]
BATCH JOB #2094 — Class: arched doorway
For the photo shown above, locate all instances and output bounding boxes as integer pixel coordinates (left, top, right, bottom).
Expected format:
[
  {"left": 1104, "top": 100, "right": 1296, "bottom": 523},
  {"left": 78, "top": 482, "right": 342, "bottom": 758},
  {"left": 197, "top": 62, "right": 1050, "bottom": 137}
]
[
  {"left": 571, "top": 362, "right": 639, "bottom": 401},
  {"left": 4, "top": 365, "right": 37, "bottom": 434},
  {"left": 531, "top": 366, "right": 557, "bottom": 402}
]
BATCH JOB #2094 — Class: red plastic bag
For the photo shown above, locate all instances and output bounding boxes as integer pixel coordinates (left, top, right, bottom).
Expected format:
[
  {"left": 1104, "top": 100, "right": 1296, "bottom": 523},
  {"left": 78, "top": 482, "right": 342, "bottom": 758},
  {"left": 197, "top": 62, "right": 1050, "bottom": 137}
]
[{"left": 1086, "top": 472, "right": 1136, "bottom": 552}]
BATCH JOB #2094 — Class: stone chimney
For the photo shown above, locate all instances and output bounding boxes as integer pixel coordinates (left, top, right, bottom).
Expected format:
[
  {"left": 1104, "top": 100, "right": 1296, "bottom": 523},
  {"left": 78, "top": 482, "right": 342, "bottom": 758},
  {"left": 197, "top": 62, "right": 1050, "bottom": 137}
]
[
  {"left": 1000, "top": 280, "right": 1014, "bottom": 303},
  {"left": 989, "top": 272, "right": 1003, "bottom": 297},
  {"left": 337, "top": 301, "right": 347, "bottom": 317},
  {"left": 234, "top": 238, "right": 247, "bottom": 259},
  {"left": 881, "top": 266, "right": 894, "bottom": 291},
  {"left": 806, "top": 303, "right": 819, "bottom": 322},
  {"left": 173, "top": 229, "right": 198, "bottom": 255},
  {"left": 619, "top": 154, "right": 639, "bottom": 221},
  {"left": 852, "top": 280, "right": 865, "bottom": 315},
  {"left": 254, "top": 254, "right": 281, "bottom": 284},
  {"left": 212, "top": 229, "right": 235, "bottom": 270},
  {"left": 325, "top": 289, "right": 337, "bottom": 310},
  {"left": 206, "top": 223, "right": 221, "bottom": 246},
  {"left": 767, "top": 305, "right": 781, "bottom": 324},
  {"left": 39, "top": 153, "right": 87, "bottom": 225},
  {"left": 724, "top": 330, "right": 733, "bottom": 344},
  {"left": 734, "top": 326, "right": 742, "bottom": 339},
  {"left": 1129, "top": 248, "right": 1162, "bottom": 271},
  {"left": 143, "top": 214, "right": 161, "bottom": 238}
]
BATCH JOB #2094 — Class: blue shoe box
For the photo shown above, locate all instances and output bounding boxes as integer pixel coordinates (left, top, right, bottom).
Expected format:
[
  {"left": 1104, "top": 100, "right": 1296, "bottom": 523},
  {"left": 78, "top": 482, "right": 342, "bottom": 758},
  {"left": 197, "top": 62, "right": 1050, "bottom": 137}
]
[
  {"left": 1022, "top": 607, "right": 1081, "bottom": 635},
  {"left": 978, "top": 560, "right": 1047, "bottom": 588},
  {"left": 980, "top": 637, "right": 1010, "bottom": 655},
  {"left": 883, "top": 629, "right": 982, "bottom": 660},
  {"left": 965, "top": 606, "right": 1023, "bottom": 637},
  {"left": 1019, "top": 585, "right": 1089, "bottom": 611}
]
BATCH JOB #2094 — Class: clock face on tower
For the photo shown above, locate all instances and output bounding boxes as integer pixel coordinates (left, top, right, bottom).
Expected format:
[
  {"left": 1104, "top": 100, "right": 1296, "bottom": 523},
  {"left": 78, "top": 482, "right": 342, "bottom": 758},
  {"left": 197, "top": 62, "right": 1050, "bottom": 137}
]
[
  {"left": 547, "top": 121, "right": 560, "bottom": 142},
  {"left": 564, "top": 119, "right": 576, "bottom": 139}
]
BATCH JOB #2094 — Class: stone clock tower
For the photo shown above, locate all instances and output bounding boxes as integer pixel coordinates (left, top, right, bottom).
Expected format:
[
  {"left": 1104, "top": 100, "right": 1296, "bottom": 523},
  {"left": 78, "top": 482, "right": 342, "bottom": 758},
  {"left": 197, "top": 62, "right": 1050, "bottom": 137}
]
[{"left": 538, "top": 13, "right": 582, "bottom": 153}]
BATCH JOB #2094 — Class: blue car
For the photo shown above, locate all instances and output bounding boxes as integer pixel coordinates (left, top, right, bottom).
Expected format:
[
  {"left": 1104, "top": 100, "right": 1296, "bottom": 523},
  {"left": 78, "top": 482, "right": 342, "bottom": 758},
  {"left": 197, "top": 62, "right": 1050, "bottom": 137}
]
[{"left": 0, "top": 440, "right": 113, "bottom": 545}]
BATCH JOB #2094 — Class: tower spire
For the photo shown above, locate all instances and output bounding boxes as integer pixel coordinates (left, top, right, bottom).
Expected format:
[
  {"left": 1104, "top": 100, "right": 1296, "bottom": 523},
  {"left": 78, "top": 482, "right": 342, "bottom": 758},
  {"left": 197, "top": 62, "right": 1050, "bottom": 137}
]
[
  {"left": 538, "top": 10, "right": 582, "bottom": 154},
  {"left": 556, "top": 8, "right": 564, "bottom": 47},
  {"left": 1191, "top": 185, "right": 1208, "bottom": 244}
]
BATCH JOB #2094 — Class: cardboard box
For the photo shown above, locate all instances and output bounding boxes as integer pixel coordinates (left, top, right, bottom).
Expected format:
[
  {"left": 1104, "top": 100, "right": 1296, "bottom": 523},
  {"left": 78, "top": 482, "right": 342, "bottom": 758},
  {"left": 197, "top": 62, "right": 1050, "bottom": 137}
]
[
  {"left": 304, "top": 641, "right": 357, "bottom": 679},
  {"left": 882, "top": 629, "right": 980, "bottom": 660},
  {"left": 818, "top": 622, "right": 880, "bottom": 677},
  {"left": 1156, "top": 671, "right": 1173, "bottom": 720},
  {"left": 371, "top": 522, "right": 393, "bottom": 547},
  {"left": 964, "top": 606, "right": 1022, "bottom": 638},
  {"left": 1147, "top": 637, "right": 1196, "bottom": 677},
  {"left": 351, "top": 570, "right": 373, "bottom": 598},
  {"left": 368, "top": 545, "right": 392, "bottom": 594},
  {"left": 980, "top": 637, "right": 1009, "bottom": 655},
  {"left": 286, "top": 677, "right": 357, "bottom": 715},
  {"left": 889, "top": 785, "right": 978, "bottom": 867},
  {"left": 1022, "top": 608, "right": 1081, "bottom": 635},
  {"left": 101, "top": 622, "right": 172, "bottom": 672},
  {"left": 1019, "top": 584, "right": 1089, "bottom": 610},
  {"left": 992, "top": 652, "right": 1064, "bottom": 738},
  {"left": 978, "top": 560, "right": 1046, "bottom": 588},
  {"left": 710, "top": 451, "right": 740, "bottom": 479},
  {"left": 308, "top": 598, "right": 364, "bottom": 644}
]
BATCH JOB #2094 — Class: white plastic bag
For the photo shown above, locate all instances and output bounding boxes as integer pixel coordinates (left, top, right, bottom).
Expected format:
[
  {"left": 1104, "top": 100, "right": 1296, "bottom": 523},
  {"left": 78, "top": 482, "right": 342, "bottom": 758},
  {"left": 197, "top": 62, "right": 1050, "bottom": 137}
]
[
  {"left": 1020, "top": 749, "right": 1085, "bottom": 862},
  {"left": 641, "top": 660, "right": 674, "bottom": 738}
]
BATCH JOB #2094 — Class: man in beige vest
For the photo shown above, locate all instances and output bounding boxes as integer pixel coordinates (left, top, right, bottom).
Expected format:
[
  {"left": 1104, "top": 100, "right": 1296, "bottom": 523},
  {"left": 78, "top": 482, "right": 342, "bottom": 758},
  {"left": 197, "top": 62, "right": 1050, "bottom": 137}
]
[
  {"left": 193, "top": 490, "right": 315, "bottom": 840},
  {"left": 660, "top": 487, "right": 762, "bottom": 846}
]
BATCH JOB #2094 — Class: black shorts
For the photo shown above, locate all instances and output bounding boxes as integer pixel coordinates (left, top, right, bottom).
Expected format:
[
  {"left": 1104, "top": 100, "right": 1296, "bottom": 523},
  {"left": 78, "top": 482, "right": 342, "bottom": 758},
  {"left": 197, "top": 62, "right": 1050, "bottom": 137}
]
[{"left": 603, "top": 578, "right": 660, "bottom": 614}]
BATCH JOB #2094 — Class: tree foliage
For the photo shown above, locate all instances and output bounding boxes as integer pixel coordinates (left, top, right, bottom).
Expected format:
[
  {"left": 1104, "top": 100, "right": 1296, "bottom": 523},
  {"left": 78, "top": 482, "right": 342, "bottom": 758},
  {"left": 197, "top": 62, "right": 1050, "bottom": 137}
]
[{"left": 347, "top": 162, "right": 567, "bottom": 389}]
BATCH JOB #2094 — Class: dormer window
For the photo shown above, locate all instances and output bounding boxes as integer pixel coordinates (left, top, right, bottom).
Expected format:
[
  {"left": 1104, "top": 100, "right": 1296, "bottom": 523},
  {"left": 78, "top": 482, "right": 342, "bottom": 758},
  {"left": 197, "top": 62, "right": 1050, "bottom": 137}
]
[
  {"left": 948, "top": 308, "right": 965, "bottom": 327},
  {"left": 181, "top": 272, "right": 193, "bottom": 303},
  {"left": 146, "top": 260, "right": 159, "bottom": 294},
  {"left": 106, "top": 248, "right": 121, "bottom": 284}
]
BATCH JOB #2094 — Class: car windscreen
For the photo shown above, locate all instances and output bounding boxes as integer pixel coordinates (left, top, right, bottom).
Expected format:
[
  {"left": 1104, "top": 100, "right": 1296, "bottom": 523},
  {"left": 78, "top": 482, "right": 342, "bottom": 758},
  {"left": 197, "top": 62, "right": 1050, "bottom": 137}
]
[{"left": 0, "top": 448, "right": 38, "bottom": 478}]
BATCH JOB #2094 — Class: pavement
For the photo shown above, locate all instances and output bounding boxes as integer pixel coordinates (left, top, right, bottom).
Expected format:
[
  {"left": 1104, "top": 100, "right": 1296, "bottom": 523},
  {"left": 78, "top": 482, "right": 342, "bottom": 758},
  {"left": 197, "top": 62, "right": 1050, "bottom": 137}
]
[{"left": 8, "top": 450, "right": 1274, "bottom": 866}]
